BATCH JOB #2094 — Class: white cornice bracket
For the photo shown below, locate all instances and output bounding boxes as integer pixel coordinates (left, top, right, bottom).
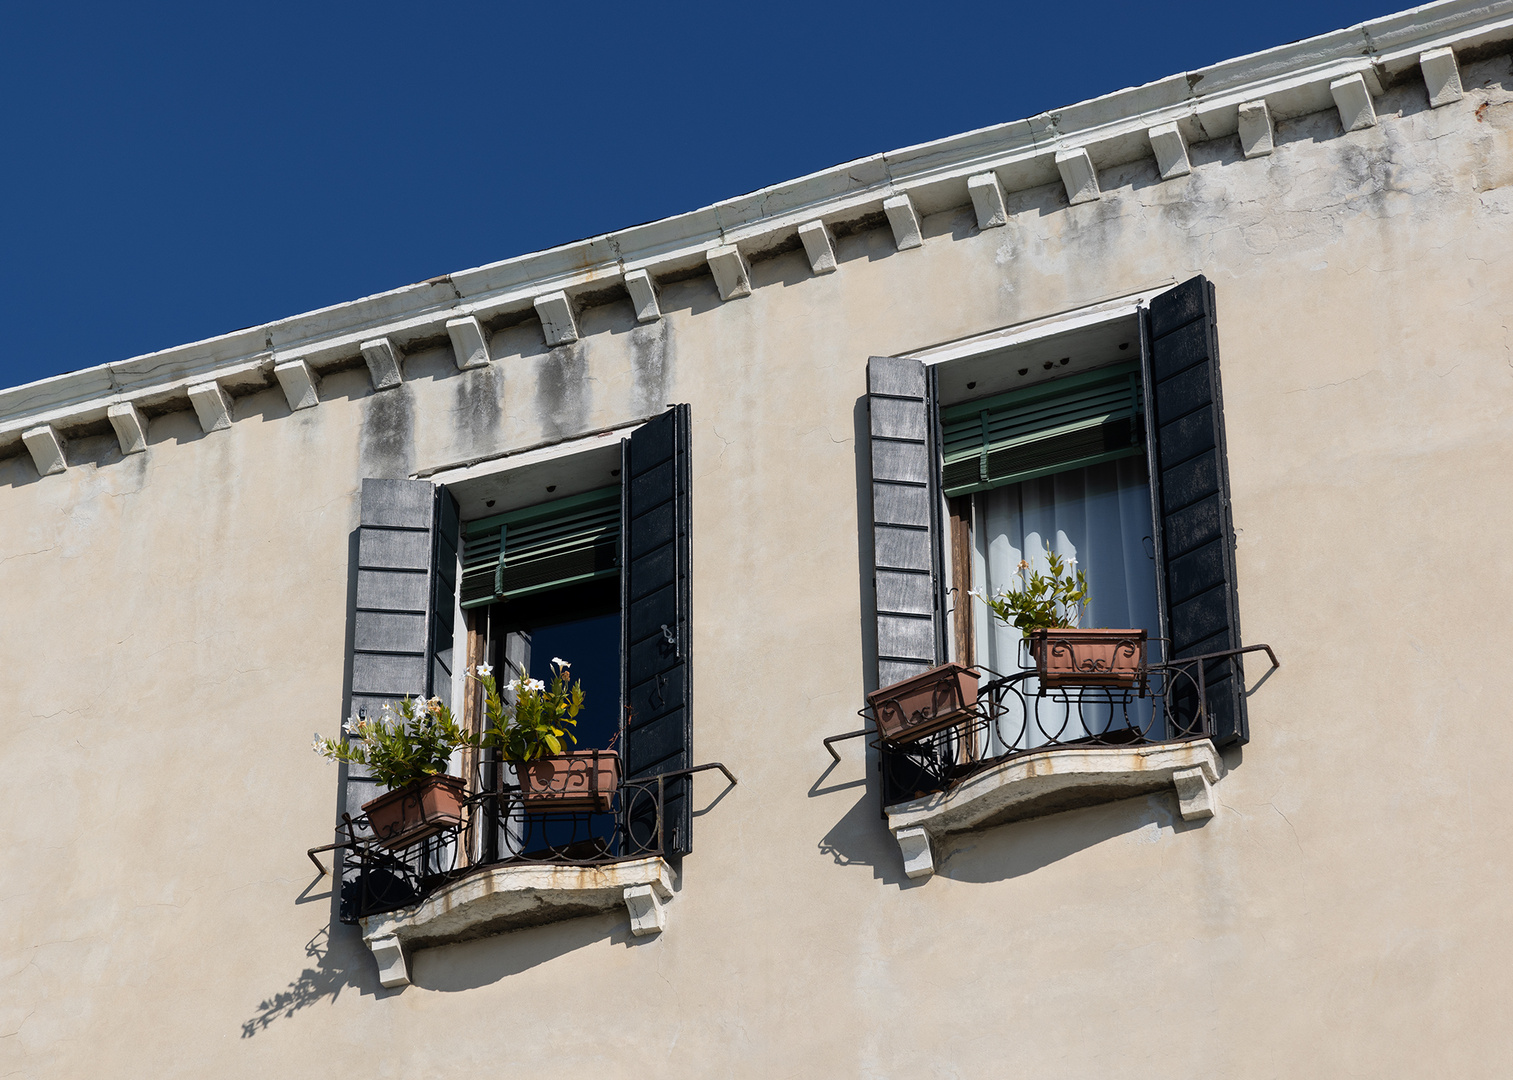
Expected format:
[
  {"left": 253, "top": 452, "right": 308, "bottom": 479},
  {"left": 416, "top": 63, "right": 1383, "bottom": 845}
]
[
  {"left": 624, "top": 269, "right": 662, "bottom": 322},
  {"left": 1420, "top": 47, "right": 1464, "bottom": 107},
  {"left": 1238, "top": 100, "right": 1275, "bottom": 158},
  {"left": 22, "top": 424, "right": 66, "bottom": 476},
  {"left": 445, "top": 316, "right": 491, "bottom": 370},
  {"left": 359, "top": 338, "right": 404, "bottom": 390},
  {"left": 1055, "top": 147, "right": 1100, "bottom": 204},
  {"left": 106, "top": 402, "right": 147, "bottom": 454},
  {"left": 967, "top": 173, "right": 1008, "bottom": 230},
  {"left": 1148, "top": 122, "right": 1192, "bottom": 180},
  {"left": 706, "top": 245, "right": 751, "bottom": 301},
  {"left": 273, "top": 359, "right": 320, "bottom": 411},
  {"left": 187, "top": 381, "right": 233, "bottom": 433},
  {"left": 1330, "top": 72, "right": 1379, "bottom": 132},
  {"left": 797, "top": 221, "right": 838, "bottom": 274},
  {"left": 883, "top": 194, "right": 922, "bottom": 250},
  {"left": 534, "top": 292, "right": 580, "bottom": 346}
]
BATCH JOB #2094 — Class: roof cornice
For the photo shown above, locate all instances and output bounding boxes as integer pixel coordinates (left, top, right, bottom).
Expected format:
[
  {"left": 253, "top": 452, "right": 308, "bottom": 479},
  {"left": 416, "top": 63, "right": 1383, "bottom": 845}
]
[{"left": 5, "top": 0, "right": 1512, "bottom": 468}]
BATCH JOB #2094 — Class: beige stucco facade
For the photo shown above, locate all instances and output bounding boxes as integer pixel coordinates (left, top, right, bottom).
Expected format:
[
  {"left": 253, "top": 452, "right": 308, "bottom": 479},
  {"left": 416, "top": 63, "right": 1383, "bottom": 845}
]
[{"left": 6, "top": 5, "right": 1513, "bottom": 1076}]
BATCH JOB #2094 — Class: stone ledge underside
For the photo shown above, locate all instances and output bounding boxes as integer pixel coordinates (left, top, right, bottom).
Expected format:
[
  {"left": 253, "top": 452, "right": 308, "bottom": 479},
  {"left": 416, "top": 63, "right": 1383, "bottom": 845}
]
[
  {"left": 884, "top": 740, "right": 1224, "bottom": 881},
  {"left": 359, "top": 856, "right": 675, "bottom": 988}
]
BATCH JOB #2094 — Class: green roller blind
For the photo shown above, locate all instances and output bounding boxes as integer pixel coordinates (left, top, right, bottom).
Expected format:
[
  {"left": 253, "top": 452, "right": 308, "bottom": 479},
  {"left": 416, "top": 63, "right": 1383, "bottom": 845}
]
[
  {"left": 459, "top": 485, "right": 620, "bottom": 609},
  {"left": 939, "top": 360, "right": 1144, "bottom": 498}
]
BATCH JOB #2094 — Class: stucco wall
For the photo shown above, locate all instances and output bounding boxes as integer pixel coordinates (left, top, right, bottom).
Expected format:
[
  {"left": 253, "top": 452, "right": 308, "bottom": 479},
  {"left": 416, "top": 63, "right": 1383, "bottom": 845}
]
[{"left": 5, "top": 52, "right": 1513, "bottom": 1080}]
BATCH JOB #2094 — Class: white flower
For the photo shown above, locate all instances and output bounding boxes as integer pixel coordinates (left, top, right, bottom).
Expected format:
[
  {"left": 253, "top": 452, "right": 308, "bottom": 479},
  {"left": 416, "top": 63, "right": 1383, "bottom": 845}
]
[
  {"left": 474, "top": 663, "right": 494, "bottom": 678},
  {"left": 525, "top": 678, "right": 546, "bottom": 694},
  {"left": 551, "top": 656, "right": 569, "bottom": 669}
]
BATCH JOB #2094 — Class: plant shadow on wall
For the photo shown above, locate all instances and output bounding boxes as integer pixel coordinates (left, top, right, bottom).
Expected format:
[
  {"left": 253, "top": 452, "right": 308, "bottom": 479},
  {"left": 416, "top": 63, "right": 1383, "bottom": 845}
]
[{"left": 240, "top": 915, "right": 397, "bottom": 1038}]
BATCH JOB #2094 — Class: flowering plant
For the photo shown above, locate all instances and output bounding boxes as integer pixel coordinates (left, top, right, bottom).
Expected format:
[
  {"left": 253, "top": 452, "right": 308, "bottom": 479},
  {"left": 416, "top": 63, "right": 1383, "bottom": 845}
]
[
  {"left": 472, "top": 657, "right": 586, "bottom": 764},
  {"left": 979, "top": 545, "right": 1089, "bottom": 638},
  {"left": 312, "top": 696, "right": 481, "bottom": 790}
]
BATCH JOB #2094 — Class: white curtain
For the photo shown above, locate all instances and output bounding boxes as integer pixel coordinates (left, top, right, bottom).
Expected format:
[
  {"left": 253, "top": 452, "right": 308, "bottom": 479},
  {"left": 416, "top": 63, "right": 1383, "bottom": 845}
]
[{"left": 969, "top": 457, "right": 1161, "bottom": 751}]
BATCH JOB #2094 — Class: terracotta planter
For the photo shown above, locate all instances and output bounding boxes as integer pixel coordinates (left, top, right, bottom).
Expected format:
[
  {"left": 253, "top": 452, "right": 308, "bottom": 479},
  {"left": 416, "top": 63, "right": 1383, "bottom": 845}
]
[
  {"left": 520, "top": 749, "right": 621, "bottom": 813},
  {"left": 362, "top": 774, "right": 467, "bottom": 851},
  {"left": 1029, "top": 628, "right": 1147, "bottom": 688},
  {"left": 868, "top": 663, "right": 980, "bottom": 745}
]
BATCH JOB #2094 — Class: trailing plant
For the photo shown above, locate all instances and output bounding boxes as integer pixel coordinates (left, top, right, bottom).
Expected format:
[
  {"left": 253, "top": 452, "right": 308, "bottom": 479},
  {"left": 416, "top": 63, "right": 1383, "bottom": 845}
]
[
  {"left": 312, "top": 696, "right": 480, "bottom": 790},
  {"left": 979, "top": 545, "right": 1089, "bottom": 638},
  {"left": 473, "top": 657, "right": 586, "bottom": 764}
]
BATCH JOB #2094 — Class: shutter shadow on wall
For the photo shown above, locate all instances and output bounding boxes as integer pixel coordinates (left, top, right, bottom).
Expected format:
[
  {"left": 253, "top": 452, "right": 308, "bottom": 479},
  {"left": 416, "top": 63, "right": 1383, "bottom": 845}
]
[
  {"left": 621, "top": 405, "right": 694, "bottom": 856},
  {"left": 867, "top": 356, "right": 947, "bottom": 806},
  {"left": 339, "top": 478, "right": 456, "bottom": 919},
  {"left": 1141, "top": 276, "right": 1249, "bottom": 745}
]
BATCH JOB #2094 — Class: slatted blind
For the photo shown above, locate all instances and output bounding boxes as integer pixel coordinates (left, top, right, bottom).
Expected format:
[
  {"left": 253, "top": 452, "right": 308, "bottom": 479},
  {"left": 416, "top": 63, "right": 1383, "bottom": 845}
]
[
  {"left": 939, "top": 360, "right": 1144, "bottom": 498},
  {"left": 459, "top": 486, "right": 620, "bottom": 609}
]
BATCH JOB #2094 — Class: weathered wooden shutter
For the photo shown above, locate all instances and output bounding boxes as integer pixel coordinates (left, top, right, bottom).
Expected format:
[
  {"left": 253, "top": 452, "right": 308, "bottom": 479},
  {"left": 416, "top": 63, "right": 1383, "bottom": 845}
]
[
  {"left": 869, "top": 356, "right": 949, "bottom": 809},
  {"left": 621, "top": 406, "right": 693, "bottom": 856},
  {"left": 939, "top": 360, "right": 1144, "bottom": 498},
  {"left": 867, "top": 355, "right": 945, "bottom": 688},
  {"left": 1142, "top": 276, "right": 1248, "bottom": 745},
  {"left": 339, "top": 478, "right": 457, "bottom": 918}
]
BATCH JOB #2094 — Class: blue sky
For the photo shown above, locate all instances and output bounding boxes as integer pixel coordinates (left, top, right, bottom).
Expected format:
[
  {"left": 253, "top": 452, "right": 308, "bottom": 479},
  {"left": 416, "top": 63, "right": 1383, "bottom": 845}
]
[{"left": 0, "top": 0, "right": 1390, "bottom": 391}]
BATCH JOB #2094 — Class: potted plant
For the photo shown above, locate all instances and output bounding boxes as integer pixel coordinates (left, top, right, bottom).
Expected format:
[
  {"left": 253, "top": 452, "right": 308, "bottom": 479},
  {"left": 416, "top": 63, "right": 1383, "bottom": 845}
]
[
  {"left": 867, "top": 663, "right": 980, "bottom": 744},
  {"left": 475, "top": 657, "right": 619, "bottom": 813},
  {"left": 312, "top": 696, "right": 481, "bottom": 850},
  {"left": 979, "top": 547, "right": 1146, "bottom": 688}
]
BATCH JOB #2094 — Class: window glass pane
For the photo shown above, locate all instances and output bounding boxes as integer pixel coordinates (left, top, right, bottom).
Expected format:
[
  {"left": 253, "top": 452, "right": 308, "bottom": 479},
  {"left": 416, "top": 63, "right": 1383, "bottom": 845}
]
[
  {"left": 524, "top": 612, "right": 621, "bottom": 751},
  {"left": 971, "top": 456, "right": 1160, "bottom": 750}
]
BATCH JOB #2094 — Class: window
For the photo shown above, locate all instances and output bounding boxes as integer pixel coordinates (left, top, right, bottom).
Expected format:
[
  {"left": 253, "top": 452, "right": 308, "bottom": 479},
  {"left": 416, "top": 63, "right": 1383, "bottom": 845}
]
[
  {"left": 338, "top": 405, "right": 695, "bottom": 925},
  {"left": 865, "top": 276, "right": 1250, "bottom": 809}
]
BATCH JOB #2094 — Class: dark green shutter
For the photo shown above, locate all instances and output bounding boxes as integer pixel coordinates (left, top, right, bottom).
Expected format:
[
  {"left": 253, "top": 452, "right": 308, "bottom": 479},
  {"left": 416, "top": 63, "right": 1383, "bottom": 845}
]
[
  {"left": 1142, "top": 276, "right": 1248, "bottom": 745},
  {"left": 459, "top": 486, "right": 620, "bottom": 609},
  {"left": 939, "top": 360, "right": 1144, "bottom": 498},
  {"left": 621, "top": 406, "right": 693, "bottom": 856}
]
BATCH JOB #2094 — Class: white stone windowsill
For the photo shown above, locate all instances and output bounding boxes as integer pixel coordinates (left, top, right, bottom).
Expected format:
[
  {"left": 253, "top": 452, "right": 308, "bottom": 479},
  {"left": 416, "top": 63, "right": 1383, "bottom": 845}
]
[
  {"left": 885, "top": 740, "right": 1225, "bottom": 880},
  {"left": 360, "top": 855, "right": 675, "bottom": 988}
]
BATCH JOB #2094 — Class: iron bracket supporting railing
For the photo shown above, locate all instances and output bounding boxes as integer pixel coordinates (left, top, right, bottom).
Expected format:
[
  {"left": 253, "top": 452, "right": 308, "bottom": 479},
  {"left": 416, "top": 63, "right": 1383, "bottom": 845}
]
[
  {"left": 649, "top": 761, "right": 738, "bottom": 786},
  {"left": 824, "top": 728, "right": 873, "bottom": 763}
]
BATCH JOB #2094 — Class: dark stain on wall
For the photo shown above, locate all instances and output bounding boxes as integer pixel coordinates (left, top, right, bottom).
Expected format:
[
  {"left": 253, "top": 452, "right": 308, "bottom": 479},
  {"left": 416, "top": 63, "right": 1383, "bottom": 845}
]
[
  {"left": 534, "top": 342, "right": 590, "bottom": 442},
  {"left": 450, "top": 363, "right": 505, "bottom": 459},
  {"left": 629, "top": 319, "right": 670, "bottom": 417},
  {"left": 360, "top": 385, "right": 414, "bottom": 478}
]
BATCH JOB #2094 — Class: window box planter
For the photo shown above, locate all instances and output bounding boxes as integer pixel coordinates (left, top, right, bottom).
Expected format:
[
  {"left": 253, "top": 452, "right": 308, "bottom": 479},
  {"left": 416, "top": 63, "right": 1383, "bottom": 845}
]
[
  {"left": 363, "top": 774, "right": 468, "bottom": 851},
  {"left": 521, "top": 749, "right": 621, "bottom": 813},
  {"left": 1029, "top": 628, "right": 1147, "bottom": 688},
  {"left": 868, "top": 663, "right": 980, "bottom": 745}
]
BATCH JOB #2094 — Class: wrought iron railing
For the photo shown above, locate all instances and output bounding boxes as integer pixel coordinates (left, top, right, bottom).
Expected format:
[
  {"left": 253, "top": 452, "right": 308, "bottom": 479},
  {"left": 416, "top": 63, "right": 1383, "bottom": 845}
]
[
  {"left": 826, "top": 643, "right": 1277, "bottom": 807},
  {"left": 308, "top": 762, "right": 735, "bottom": 923}
]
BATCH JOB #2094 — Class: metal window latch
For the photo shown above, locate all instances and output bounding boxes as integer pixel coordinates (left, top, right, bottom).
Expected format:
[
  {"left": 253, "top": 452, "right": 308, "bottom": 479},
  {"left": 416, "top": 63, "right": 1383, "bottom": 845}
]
[{"left": 660, "top": 624, "right": 676, "bottom": 646}]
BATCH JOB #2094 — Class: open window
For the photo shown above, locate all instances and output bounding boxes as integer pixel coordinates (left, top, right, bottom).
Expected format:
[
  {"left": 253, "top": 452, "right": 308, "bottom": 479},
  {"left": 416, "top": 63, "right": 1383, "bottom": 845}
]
[
  {"left": 326, "top": 406, "right": 723, "bottom": 987},
  {"left": 857, "top": 277, "right": 1275, "bottom": 878}
]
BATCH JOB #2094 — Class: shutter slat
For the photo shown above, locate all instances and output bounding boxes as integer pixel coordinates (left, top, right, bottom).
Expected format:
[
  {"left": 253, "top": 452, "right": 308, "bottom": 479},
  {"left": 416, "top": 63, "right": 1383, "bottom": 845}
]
[
  {"left": 1144, "top": 277, "right": 1248, "bottom": 746},
  {"left": 621, "top": 406, "right": 694, "bottom": 856}
]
